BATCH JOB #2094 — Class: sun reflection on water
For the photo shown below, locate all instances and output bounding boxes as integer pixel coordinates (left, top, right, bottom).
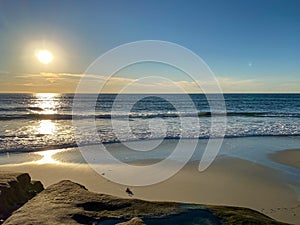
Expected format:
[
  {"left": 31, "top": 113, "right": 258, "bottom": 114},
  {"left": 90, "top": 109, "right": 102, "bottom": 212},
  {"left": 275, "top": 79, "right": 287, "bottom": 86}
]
[
  {"left": 37, "top": 120, "right": 56, "bottom": 135},
  {"left": 31, "top": 93, "right": 60, "bottom": 114},
  {"left": 35, "top": 149, "right": 62, "bottom": 164},
  {"left": 31, "top": 93, "right": 59, "bottom": 135}
]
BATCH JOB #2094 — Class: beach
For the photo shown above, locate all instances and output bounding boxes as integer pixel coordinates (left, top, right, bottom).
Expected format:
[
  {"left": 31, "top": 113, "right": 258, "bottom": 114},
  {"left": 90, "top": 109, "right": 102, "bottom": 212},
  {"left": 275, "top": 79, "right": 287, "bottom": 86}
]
[
  {"left": 0, "top": 94, "right": 299, "bottom": 224},
  {"left": 0, "top": 138, "right": 299, "bottom": 224},
  {"left": 1, "top": 1, "right": 300, "bottom": 224}
]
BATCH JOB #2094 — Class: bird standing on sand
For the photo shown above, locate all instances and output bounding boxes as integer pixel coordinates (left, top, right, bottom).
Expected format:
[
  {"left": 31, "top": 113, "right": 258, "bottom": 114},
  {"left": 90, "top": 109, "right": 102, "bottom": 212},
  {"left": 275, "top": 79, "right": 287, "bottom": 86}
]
[{"left": 126, "top": 187, "right": 134, "bottom": 196}]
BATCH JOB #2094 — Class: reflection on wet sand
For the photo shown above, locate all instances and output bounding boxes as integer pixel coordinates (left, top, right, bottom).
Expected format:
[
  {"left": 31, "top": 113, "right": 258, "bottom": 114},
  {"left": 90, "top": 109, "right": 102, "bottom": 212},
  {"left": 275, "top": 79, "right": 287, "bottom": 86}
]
[{"left": 35, "top": 149, "right": 63, "bottom": 164}]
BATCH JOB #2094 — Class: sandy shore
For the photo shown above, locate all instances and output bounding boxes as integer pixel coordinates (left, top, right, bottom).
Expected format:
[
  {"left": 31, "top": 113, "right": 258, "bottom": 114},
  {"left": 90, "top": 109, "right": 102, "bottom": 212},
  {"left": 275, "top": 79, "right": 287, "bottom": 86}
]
[
  {"left": 269, "top": 149, "right": 300, "bottom": 169},
  {"left": 0, "top": 152, "right": 299, "bottom": 224}
]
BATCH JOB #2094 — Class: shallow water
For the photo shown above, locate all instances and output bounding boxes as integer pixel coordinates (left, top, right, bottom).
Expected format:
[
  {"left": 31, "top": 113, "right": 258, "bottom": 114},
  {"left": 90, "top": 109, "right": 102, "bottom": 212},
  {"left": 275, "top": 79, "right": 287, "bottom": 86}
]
[{"left": 1, "top": 136, "right": 299, "bottom": 182}]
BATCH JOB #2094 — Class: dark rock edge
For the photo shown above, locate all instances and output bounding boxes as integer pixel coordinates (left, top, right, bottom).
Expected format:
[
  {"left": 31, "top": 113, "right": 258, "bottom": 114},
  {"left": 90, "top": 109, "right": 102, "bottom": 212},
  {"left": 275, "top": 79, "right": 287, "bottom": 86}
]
[{"left": 0, "top": 171, "right": 44, "bottom": 222}]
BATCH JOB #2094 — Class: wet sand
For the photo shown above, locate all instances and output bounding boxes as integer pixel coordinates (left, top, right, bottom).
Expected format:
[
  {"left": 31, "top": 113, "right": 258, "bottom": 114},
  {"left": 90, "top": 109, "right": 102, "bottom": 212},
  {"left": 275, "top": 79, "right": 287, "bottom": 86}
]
[{"left": 269, "top": 149, "right": 300, "bottom": 169}]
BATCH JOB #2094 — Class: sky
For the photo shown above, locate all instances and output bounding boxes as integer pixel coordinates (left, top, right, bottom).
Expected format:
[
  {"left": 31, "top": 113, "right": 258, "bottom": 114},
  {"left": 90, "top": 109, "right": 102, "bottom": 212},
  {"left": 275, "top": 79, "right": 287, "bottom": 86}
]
[{"left": 0, "top": 0, "right": 299, "bottom": 93}]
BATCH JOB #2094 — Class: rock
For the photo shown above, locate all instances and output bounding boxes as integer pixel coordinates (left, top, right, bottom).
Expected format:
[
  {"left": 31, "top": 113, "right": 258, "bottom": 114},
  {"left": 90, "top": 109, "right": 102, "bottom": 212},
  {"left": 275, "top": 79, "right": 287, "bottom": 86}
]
[
  {"left": 0, "top": 171, "right": 44, "bottom": 222},
  {"left": 3, "top": 180, "right": 180, "bottom": 225},
  {"left": 116, "top": 217, "right": 146, "bottom": 225},
  {"left": 3, "top": 180, "right": 289, "bottom": 225}
]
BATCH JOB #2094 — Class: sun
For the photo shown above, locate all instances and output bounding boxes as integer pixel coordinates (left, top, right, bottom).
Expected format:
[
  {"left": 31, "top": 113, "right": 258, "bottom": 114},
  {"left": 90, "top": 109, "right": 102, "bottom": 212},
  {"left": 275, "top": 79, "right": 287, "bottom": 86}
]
[{"left": 36, "top": 49, "right": 53, "bottom": 64}]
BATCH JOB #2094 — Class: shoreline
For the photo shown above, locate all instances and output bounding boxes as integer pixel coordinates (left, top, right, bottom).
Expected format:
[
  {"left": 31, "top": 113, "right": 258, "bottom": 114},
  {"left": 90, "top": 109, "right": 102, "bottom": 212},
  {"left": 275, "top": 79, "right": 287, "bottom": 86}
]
[
  {"left": 1, "top": 135, "right": 300, "bottom": 155},
  {"left": 0, "top": 151, "right": 299, "bottom": 224}
]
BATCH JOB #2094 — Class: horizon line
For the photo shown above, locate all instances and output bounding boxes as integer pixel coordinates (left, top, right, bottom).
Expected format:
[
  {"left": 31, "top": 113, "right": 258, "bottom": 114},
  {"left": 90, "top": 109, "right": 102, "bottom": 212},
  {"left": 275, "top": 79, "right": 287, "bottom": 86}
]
[{"left": 1, "top": 92, "right": 300, "bottom": 94}]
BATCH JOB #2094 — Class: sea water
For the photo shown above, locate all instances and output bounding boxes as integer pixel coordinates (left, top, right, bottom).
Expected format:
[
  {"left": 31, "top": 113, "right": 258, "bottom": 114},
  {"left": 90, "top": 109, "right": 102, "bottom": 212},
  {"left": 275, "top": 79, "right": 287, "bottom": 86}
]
[{"left": 0, "top": 93, "right": 299, "bottom": 153}]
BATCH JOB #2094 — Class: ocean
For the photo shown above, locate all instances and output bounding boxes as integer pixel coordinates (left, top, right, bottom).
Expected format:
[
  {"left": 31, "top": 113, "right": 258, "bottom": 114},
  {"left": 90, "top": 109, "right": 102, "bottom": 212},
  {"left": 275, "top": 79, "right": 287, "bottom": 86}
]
[{"left": 0, "top": 93, "right": 300, "bottom": 153}]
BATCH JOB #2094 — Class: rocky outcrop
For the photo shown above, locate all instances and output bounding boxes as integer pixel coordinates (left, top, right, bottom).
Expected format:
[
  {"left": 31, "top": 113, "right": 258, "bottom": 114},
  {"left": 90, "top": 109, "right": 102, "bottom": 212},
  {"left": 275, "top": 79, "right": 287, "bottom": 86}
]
[
  {"left": 3, "top": 180, "right": 289, "bottom": 225},
  {"left": 0, "top": 171, "right": 44, "bottom": 223}
]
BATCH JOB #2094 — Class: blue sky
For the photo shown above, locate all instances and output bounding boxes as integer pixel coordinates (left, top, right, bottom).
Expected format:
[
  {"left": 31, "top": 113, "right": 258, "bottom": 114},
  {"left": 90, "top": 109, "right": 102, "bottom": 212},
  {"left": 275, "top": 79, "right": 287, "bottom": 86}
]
[{"left": 0, "top": 0, "right": 299, "bottom": 93}]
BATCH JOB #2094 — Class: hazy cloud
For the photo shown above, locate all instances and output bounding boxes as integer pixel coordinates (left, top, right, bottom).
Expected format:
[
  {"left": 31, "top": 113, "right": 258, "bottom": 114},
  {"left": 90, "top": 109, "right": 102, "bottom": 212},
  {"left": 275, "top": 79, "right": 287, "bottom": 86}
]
[{"left": 1, "top": 71, "right": 299, "bottom": 93}]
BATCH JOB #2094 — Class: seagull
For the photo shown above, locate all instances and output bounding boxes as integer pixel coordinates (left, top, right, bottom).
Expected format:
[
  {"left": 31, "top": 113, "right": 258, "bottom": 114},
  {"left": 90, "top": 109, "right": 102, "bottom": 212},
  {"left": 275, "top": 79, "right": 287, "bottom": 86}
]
[{"left": 126, "top": 187, "right": 134, "bottom": 196}]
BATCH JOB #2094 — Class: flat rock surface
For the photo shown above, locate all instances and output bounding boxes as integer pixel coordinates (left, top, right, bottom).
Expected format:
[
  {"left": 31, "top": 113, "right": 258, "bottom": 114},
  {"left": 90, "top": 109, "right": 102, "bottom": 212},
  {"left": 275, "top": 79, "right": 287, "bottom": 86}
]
[
  {"left": 116, "top": 217, "right": 146, "bottom": 225},
  {"left": 3, "top": 180, "right": 289, "bottom": 225}
]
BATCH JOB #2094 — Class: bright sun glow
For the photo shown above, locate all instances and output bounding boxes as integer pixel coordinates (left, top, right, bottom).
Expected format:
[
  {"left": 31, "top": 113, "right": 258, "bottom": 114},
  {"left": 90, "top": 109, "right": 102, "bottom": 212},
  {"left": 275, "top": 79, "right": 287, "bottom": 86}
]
[{"left": 36, "top": 49, "right": 53, "bottom": 64}]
